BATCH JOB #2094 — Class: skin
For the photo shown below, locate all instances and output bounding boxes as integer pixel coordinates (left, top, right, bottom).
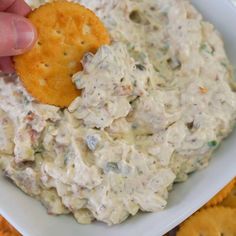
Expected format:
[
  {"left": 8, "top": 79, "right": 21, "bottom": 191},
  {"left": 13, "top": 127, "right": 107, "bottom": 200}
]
[{"left": 0, "top": 0, "right": 37, "bottom": 73}]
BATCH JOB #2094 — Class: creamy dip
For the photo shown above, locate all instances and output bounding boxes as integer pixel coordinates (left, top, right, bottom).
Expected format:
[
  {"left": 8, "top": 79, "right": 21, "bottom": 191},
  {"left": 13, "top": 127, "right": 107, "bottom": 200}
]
[{"left": 1, "top": 0, "right": 236, "bottom": 225}]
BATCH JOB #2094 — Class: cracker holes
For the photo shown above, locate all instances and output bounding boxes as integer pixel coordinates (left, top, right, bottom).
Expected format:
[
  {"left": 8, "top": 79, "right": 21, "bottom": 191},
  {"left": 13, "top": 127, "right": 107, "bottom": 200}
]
[
  {"left": 39, "top": 62, "right": 49, "bottom": 68},
  {"left": 41, "top": 62, "right": 49, "bottom": 68}
]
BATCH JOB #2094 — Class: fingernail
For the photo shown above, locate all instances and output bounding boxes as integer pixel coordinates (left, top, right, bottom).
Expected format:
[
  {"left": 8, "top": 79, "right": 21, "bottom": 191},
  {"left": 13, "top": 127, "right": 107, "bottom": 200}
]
[{"left": 14, "top": 19, "right": 35, "bottom": 50}]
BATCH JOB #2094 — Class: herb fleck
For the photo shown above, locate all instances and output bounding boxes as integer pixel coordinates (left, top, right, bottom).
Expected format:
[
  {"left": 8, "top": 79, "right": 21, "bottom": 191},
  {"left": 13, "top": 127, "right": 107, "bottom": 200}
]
[
  {"left": 34, "top": 145, "right": 44, "bottom": 155},
  {"left": 135, "top": 64, "right": 146, "bottom": 71},
  {"left": 208, "top": 140, "right": 217, "bottom": 148},
  {"left": 132, "top": 123, "right": 138, "bottom": 129},
  {"left": 160, "top": 44, "right": 169, "bottom": 54},
  {"left": 200, "top": 43, "right": 215, "bottom": 55},
  {"left": 220, "top": 61, "right": 227, "bottom": 68},
  {"left": 64, "top": 154, "right": 69, "bottom": 165},
  {"left": 105, "top": 162, "right": 120, "bottom": 173},
  {"left": 154, "top": 66, "right": 160, "bottom": 72},
  {"left": 167, "top": 57, "right": 181, "bottom": 70}
]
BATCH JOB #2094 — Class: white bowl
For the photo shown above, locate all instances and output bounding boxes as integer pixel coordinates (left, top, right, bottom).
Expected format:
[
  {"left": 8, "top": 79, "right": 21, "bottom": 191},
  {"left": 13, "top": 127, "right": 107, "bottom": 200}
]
[{"left": 0, "top": 1, "right": 236, "bottom": 235}]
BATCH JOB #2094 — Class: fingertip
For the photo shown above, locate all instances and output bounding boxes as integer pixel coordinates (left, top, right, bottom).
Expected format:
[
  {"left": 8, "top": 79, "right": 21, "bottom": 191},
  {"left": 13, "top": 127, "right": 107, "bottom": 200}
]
[
  {"left": 6, "top": 0, "right": 32, "bottom": 16},
  {"left": 14, "top": 17, "right": 38, "bottom": 53},
  {"left": 0, "top": 13, "right": 38, "bottom": 57},
  {"left": 0, "top": 0, "right": 15, "bottom": 11}
]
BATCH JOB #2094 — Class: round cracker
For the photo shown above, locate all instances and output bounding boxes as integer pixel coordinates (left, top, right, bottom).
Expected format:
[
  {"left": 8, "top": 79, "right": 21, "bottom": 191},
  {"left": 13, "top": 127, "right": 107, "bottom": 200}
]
[
  {"left": 205, "top": 178, "right": 235, "bottom": 207},
  {"left": 221, "top": 179, "right": 236, "bottom": 208},
  {"left": 177, "top": 207, "right": 236, "bottom": 236},
  {"left": 221, "top": 186, "right": 236, "bottom": 208},
  {"left": 14, "top": 1, "right": 110, "bottom": 107},
  {"left": 0, "top": 215, "right": 21, "bottom": 236}
]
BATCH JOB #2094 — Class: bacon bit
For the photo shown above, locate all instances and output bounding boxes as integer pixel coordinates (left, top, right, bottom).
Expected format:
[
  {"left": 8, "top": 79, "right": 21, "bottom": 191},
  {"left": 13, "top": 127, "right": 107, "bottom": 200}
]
[
  {"left": 25, "top": 112, "right": 35, "bottom": 121},
  {"left": 29, "top": 129, "right": 38, "bottom": 143},
  {"left": 2, "top": 118, "right": 9, "bottom": 125},
  {"left": 199, "top": 86, "right": 208, "bottom": 94},
  {"left": 115, "top": 85, "right": 132, "bottom": 96}
]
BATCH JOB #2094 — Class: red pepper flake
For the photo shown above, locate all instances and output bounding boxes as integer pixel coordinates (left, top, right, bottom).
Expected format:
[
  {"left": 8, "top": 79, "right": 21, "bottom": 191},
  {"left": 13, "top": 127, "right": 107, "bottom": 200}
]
[{"left": 199, "top": 86, "right": 208, "bottom": 94}]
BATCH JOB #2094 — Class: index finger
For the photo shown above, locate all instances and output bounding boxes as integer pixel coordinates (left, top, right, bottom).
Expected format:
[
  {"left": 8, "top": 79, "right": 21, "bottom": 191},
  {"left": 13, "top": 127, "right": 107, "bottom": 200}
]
[
  {"left": 6, "top": 0, "right": 32, "bottom": 16},
  {"left": 0, "top": 0, "right": 16, "bottom": 11},
  {"left": 0, "top": 0, "right": 31, "bottom": 16}
]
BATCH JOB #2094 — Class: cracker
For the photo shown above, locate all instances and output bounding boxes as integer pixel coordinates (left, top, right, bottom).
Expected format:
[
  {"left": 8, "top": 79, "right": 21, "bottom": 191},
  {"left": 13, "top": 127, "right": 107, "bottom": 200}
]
[
  {"left": 221, "top": 179, "right": 236, "bottom": 208},
  {"left": 205, "top": 178, "right": 235, "bottom": 207},
  {"left": 14, "top": 0, "right": 110, "bottom": 107},
  {"left": 0, "top": 215, "right": 21, "bottom": 236},
  {"left": 177, "top": 207, "right": 236, "bottom": 236}
]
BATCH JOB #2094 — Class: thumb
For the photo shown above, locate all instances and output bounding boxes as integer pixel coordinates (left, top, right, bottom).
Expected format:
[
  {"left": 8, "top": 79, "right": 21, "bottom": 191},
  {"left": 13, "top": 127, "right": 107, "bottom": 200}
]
[{"left": 0, "top": 12, "right": 37, "bottom": 57}]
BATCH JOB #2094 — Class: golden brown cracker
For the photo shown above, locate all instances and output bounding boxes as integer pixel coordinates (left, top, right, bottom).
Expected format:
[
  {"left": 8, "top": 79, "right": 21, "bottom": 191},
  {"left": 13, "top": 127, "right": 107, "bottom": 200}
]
[
  {"left": 221, "top": 179, "right": 236, "bottom": 208},
  {"left": 221, "top": 186, "right": 236, "bottom": 208},
  {"left": 205, "top": 178, "right": 235, "bottom": 207},
  {"left": 14, "top": 0, "right": 110, "bottom": 107},
  {"left": 0, "top": 216, "right": 21, "bottom": 236},
  {"left": 177, "top": 207, "right": 236, "bottom": 236}
]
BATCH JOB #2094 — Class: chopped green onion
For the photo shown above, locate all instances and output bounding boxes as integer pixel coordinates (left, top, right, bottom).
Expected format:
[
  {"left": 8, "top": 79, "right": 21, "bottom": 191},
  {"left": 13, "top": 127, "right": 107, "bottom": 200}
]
[
  {"left": 200, "top": 43, "right": 214, "bottom": 55},
  {"left": 220, "top": 61, "right": 227, "bottom": 68},
  {"left": 208, "top": 140, "right": 217, "bottom": 148}
]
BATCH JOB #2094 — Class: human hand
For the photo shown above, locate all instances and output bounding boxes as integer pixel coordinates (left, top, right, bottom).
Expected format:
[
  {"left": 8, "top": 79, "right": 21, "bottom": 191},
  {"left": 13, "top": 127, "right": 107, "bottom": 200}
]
[{"left": 0, "top": 0, "right": 37, "bottom": 73}]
